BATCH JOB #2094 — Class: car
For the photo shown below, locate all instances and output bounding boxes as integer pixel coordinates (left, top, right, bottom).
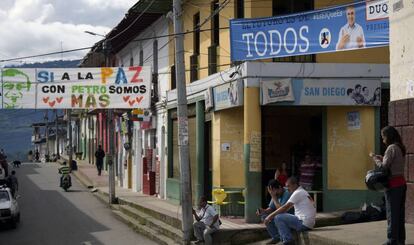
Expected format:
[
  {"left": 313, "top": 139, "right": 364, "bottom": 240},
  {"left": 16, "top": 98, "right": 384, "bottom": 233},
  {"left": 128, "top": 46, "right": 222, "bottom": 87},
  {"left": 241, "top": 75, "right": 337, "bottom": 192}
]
[{"left": 0, "top": 186, "right": 20, "bottom": 228}]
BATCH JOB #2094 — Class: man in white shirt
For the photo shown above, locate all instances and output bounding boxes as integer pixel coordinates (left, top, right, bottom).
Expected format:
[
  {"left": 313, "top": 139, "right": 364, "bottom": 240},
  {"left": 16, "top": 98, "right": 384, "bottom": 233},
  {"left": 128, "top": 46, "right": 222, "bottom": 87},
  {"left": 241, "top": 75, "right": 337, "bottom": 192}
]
[
  {"left": 264, "top": 177, "right": 316, "bottom": 245},
  {"left": 336, "top": 5, "right": 365, "bottom": 50},
  {"left": 192, "top": 196, "right": 220, "bottom": 245}
]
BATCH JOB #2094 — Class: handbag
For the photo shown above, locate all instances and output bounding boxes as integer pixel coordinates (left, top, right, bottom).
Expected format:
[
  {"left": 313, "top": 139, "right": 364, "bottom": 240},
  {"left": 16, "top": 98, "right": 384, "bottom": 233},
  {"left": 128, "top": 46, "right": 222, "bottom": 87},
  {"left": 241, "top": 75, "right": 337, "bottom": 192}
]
[{"left": 365, "top": 166, "right": 390, "bottom": 192}]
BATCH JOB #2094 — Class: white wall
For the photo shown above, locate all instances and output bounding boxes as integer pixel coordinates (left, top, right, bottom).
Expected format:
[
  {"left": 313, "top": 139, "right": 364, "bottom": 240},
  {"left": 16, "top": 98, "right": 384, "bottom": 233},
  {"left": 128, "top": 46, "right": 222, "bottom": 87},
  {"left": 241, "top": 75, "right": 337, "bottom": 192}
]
[
  {"left": 390, "top": 3, "right": 414, "bottom": 101},
  {"left": 116, "top": 15, "right": 170, "bottom": 196}
]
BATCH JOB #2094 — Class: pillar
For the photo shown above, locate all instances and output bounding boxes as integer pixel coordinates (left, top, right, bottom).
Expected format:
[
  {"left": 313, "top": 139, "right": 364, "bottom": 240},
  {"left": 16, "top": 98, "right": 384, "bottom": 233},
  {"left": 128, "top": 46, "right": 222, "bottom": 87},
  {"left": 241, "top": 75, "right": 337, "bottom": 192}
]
[
  {"left": 244, "top": 87, "right": 262, "bottom": 223},
  {"left": 195, "top": 100, "right": 205, "bottom": 203}
]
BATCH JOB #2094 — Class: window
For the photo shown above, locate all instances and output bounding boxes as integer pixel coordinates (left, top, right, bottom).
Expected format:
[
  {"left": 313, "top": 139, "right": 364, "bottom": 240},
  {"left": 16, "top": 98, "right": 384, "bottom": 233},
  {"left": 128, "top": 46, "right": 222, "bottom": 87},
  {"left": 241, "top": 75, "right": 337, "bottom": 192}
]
[
  {"left": 129, "top": 56, "right": 134, "bottom": 66},
  {"left": 139, "top": 48, "right": 144, "bottom": 66},
  {"left": 153, "top": 40, "right": 158, "bottom": 71},
  {"left": 272, "top": 0, "right": 315, "bottom": 63},
  {"left": 272, "top": 0, "right": 313, "bottom": 16},
  {"left": 235, "top": 0, "right": 244, "bottom": 19},
  {"left": 211, "top": 0, "right": 219, "bottom": 46},
  {"left": 193, "top": 12, "right": 200, "bottom": 55},
  {"left": 170, "top": 65, "right": 176, "bottom": 90}
]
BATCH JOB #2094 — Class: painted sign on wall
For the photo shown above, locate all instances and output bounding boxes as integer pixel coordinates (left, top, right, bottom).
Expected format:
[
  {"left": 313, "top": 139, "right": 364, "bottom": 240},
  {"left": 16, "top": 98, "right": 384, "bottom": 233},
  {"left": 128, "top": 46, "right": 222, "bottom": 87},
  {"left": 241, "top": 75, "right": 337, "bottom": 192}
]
[
  {"left": 261, "top": 78, "right": 382, "bottom": 106},
  {"left": 0, "top": 66, "right": 151, "bottom": 109},
  {"left": 213, "top": 80, "right": 244, "bottom": 111},
  {"left": 261, "top": 79, "right": 295, "bottom": 104},
  {"left": 230, "top": 0, "right": 389, "bottom": 61}
]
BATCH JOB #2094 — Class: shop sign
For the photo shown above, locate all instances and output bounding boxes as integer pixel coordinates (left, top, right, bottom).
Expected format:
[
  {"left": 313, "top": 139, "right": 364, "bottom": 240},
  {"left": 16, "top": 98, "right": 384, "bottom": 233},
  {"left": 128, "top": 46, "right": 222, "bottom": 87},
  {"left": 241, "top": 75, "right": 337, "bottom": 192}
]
[
  {"left": 262, "top": 79, "right": 295, "bottom": 104},
  {"left": 0, "top": 66, "right": 151, "bottom": 109},
  {"left": 230, "top": 0, "right": 389, "bottom": 61},
  {"left": 261, "top": 78, "right": 382, "bottom": 106},
  {"left": 213, "top": 80, "right": 244, "bottom": 111}
]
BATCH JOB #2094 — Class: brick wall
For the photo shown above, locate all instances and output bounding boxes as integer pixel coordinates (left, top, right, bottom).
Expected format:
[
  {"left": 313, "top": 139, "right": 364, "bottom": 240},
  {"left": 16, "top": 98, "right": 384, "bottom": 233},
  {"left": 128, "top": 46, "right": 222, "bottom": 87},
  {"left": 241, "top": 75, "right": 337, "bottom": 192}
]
[{"left": 389, "top": 98, "right": 414, "bottom": 224}]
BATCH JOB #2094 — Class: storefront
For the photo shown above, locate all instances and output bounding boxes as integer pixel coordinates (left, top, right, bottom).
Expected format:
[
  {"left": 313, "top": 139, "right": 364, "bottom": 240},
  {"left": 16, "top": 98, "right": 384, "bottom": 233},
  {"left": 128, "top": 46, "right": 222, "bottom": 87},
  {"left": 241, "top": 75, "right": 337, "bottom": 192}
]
[{"left": 260, "top": 77, "right": 389, "bottom": 211}]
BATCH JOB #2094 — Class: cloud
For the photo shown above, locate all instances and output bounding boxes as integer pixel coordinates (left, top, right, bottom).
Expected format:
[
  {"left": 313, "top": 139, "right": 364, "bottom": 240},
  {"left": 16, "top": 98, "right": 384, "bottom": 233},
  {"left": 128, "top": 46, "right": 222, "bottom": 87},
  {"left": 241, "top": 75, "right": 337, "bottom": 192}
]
[{"left": 0, "top": 0, "right": 137, "bottom": 64}]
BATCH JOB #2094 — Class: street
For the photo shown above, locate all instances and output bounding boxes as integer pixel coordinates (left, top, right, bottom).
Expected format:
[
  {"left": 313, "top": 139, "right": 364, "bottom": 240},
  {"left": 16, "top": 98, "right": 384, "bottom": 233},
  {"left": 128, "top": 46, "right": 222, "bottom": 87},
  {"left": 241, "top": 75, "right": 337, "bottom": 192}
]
[{"left": 0, "top": 162, "right": 157, "bottom": 245}]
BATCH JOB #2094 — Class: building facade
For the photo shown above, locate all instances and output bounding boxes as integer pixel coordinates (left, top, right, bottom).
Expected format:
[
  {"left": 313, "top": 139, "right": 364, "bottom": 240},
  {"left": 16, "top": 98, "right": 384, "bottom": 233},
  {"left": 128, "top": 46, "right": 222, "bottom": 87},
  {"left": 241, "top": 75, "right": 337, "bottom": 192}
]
[{"left": 165, "top": 0, "right": 390, "bottom": 222}]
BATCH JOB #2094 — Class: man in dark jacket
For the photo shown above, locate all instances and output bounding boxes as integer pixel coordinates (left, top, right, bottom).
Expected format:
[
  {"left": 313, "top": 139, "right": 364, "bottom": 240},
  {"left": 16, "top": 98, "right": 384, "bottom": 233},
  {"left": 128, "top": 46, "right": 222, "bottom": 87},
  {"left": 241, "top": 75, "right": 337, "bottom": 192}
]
[{"left": 95, "top": 145, "right": 105, "bottom": 176}]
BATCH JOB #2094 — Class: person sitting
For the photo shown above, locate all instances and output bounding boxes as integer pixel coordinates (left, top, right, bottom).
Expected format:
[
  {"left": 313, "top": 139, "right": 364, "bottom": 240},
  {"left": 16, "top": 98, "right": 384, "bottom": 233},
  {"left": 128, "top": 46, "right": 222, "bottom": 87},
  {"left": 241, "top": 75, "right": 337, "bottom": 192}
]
[
  {"left": 257, "top": 179, "right": 292, "bottom": 244},
  {"left": 192, "top": 196, "right": 220, "bottom": 245},
  {"left": 58, "top": 161, "right": 71, "bottom": 187},
  {"left": 264, "top": 177, "right": 316, "bottom": 245}
]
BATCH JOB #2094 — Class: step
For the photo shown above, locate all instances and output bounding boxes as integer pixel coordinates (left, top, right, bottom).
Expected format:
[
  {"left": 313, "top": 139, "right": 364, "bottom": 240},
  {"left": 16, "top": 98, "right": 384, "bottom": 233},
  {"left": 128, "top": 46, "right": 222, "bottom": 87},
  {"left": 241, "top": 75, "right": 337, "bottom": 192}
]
[
  {"left": 119, "top": 204, "right": 183, "bottom": 244},
  {"left": 116, "top": 197, "right": 182, "bottom": 228},
  {"left": 113, "top": 210, "right": 181, "bottom": 245}
]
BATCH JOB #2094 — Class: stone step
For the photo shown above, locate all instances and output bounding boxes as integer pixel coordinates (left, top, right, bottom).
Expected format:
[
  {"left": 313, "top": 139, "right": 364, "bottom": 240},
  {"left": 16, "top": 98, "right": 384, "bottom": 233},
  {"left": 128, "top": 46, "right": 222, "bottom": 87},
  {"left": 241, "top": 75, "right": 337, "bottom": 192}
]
[
  {"left": 113, "top": 210, "right": 181, "bottom": 245},
  {"left": 116, "top": 197, "right": 182, "bottom": 228},
  {"left": 118, "top": 204, "right": 183, "bottom": 244}
]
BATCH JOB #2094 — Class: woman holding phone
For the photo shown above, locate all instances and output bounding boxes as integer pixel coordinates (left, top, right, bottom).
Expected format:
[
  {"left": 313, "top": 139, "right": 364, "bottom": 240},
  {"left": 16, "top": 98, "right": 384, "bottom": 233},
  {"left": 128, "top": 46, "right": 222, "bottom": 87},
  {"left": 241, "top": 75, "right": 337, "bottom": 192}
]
[{"left": 369, "top": 126, "right": 406, "bottom": 245}]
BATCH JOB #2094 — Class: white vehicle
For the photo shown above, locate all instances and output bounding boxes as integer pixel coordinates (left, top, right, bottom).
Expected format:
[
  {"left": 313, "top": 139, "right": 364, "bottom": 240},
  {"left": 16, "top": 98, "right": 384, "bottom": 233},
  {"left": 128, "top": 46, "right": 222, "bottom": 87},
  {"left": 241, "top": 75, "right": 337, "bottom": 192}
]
[{"left": 0, "top": 186, "right": 20, "bottom": 228}]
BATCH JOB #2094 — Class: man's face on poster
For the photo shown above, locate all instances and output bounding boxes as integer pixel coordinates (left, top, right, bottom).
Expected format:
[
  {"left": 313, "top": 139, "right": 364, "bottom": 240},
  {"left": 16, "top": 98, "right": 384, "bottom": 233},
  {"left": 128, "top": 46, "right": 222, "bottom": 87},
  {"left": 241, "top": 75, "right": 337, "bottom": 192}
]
[
  {"left": 2, "top": 69, "right": 31, "bottom": 108},
  {"left": 346, "top": 7, "right": 356, "bottom": 27},
  {"left": 363, "top": 87, "right": 369, "bottom": 97}
]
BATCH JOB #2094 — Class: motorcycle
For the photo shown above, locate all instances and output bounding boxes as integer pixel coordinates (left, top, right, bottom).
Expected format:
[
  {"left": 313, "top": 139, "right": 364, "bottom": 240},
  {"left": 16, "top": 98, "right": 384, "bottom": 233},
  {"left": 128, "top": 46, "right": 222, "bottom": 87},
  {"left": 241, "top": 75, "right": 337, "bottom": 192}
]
[
  {"left": 61, "top": 174, "right": 71, "bottom": 191},
  {"left": 59, "top": 170, "right": 72, "bottom": 192}
]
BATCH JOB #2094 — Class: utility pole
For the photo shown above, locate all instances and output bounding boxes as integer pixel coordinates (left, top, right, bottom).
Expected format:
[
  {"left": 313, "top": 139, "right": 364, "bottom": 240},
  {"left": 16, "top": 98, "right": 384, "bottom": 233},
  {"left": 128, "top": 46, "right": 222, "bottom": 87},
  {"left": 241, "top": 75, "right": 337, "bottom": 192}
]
[
  {"left": 173, "top": 0, "right": 193, "bottom": 243},
  {"left": 103, "top": 39, "right": 116, "bottom": 204},
  {"left": 68, "top": 109, "right": 73, "bottom": 170},
  {"left": 55, "top": 109, "right": 60, "bottom": 159},
  {"left": 44, "top": 110, "right": 49, "bottom": 162}
]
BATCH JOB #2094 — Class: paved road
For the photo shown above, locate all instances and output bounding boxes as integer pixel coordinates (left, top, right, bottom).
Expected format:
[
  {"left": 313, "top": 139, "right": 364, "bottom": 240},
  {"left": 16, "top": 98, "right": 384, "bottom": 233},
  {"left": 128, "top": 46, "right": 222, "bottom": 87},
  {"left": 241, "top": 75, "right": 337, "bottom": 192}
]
[{"left": 0, "top": 163, "right": 158, "bottom": 245}]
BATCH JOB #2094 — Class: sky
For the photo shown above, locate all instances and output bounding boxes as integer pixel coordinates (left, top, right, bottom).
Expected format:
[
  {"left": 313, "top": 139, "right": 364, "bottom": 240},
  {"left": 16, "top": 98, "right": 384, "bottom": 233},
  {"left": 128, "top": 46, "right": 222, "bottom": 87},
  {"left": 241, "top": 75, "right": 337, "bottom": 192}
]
[{"left": 0, "top": 0, "right": 138, "bottom": 65}]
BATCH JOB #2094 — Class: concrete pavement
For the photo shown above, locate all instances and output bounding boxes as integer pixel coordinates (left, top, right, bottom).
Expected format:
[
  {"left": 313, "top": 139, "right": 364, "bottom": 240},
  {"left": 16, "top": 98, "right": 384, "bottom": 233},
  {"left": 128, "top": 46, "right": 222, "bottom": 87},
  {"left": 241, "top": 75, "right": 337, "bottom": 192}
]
[
  {"left": 0, "top": 162, "right": 157, "bottom": 245},
  {"left": 65, "top": 157, "right": 414, "bottom": 245}
]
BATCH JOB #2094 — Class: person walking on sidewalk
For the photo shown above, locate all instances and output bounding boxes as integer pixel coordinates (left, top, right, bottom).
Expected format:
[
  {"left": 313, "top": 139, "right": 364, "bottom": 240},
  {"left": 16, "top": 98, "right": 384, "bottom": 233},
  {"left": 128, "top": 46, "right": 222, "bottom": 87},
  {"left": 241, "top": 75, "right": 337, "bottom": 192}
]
[
  {"left": 192, "top": 196, "right": 220, "bottom": 245},
  {"left": 95, "top": 145, "right": 105, "bottom": 176},
  {"left": 370, "top": 126, "right": 406, "bottom": 245},
  {"left": 264, "top": 177, "right": 316, "bottom": 245}
]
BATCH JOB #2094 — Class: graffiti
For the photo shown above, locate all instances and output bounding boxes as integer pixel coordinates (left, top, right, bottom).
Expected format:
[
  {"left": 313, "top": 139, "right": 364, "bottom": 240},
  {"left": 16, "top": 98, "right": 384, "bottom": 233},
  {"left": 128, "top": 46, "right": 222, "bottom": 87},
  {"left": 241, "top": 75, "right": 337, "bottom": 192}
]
[{"left": 2, "top": 69, "right": 32, "bottom": 109}]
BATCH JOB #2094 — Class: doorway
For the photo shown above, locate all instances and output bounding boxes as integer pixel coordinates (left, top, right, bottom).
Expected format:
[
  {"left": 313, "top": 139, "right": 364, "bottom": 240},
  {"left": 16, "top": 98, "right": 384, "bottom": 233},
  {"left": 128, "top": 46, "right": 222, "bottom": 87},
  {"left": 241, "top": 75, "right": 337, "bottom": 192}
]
[
  {"left": 261, "top": 106, "right": 323, "bottom": 209},
  {"left": 204, "top": 121, "right": 213, "bottom": 201}
]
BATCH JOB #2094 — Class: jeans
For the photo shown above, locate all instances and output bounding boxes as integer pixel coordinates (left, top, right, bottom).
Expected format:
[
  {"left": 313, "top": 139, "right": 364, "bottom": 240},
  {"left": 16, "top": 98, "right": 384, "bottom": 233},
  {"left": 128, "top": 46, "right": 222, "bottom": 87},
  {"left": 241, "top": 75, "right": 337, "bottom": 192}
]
[
  {"left": 385, "top": 185, "right": 406, "bottom": 245},
  {"left": 193, "top": 221, "right": 218, "bottom": 245},
  {"left": 274, "top": 213, "right": 310, "bottom": 243},
  {"left": 261, "top": 213, "right": 280, "bottom": 241}
]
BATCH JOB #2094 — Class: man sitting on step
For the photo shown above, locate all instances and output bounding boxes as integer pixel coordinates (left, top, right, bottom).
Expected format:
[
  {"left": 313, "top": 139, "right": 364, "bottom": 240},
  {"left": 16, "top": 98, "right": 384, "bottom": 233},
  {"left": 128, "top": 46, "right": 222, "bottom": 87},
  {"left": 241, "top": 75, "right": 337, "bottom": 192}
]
[
  {"left": 264, "top": 177, "right": 316, "bottom": 245},
  {"left": 192, "top": 196, "right": 220, "bottom": 245}
]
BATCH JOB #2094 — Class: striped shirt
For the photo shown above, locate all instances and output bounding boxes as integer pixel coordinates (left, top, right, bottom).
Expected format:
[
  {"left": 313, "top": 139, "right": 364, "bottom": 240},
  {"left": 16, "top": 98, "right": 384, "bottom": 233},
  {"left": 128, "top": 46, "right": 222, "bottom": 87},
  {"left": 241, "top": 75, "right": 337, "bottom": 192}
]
[{"left": 59, "top": 166, "right": 71, "bottom": 175}]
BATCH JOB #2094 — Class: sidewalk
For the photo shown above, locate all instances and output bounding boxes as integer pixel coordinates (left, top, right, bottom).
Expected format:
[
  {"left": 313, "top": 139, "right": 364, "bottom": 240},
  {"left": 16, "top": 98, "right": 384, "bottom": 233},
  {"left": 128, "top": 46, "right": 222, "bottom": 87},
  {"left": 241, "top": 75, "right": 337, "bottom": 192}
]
[{"left": 60, "top": 156, "right": 414, "bottom": 244}]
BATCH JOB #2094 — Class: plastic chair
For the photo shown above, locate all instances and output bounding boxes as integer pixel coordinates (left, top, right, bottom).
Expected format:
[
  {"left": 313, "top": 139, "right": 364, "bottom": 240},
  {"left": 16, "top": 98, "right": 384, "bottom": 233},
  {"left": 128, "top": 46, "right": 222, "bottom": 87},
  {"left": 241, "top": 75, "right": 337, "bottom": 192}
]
[
  {"left": 238, "top": 189, "right": 246, "bottom": 205},
  {"left": 208, "top": 189, "right": 230, "bottom": 216}
]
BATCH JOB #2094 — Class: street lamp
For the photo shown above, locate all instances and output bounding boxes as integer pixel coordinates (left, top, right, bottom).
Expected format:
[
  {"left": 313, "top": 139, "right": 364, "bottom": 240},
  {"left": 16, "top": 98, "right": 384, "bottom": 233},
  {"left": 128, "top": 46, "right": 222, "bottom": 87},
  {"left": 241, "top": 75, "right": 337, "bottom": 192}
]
[
  {"left": 84, "top": 31, "right": 106, "bottom": 37},
  {"left": 84, "top": 30, "right": 116, "bottom": 204}
]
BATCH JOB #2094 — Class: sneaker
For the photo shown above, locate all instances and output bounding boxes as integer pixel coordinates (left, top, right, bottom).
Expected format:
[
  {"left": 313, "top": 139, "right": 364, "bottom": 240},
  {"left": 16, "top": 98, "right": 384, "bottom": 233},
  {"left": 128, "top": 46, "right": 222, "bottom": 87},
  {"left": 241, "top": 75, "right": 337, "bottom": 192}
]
[
  {"left": 266, "top": 238, "right": 281, "bottom": 244},
  {"left": 194, "top": 240, "right": 204, "bottom": 244}
]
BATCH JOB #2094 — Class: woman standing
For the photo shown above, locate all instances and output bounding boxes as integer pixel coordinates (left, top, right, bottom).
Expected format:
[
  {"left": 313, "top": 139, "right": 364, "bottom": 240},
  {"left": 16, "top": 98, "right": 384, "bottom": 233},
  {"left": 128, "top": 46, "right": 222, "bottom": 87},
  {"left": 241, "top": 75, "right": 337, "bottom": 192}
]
[{"left": 370, "top": 126, "right": 406, "bottom": 245}]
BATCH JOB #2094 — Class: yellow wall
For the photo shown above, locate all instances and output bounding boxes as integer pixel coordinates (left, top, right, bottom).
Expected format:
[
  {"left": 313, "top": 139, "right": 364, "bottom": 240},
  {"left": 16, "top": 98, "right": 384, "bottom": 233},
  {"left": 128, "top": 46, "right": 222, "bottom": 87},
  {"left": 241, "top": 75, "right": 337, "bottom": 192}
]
[
  {"left": 327, "top": 107, "right": 375, "bottom": 190},
  {"left": 212, "top": 107, "right": 244, "bottom": 188}
]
